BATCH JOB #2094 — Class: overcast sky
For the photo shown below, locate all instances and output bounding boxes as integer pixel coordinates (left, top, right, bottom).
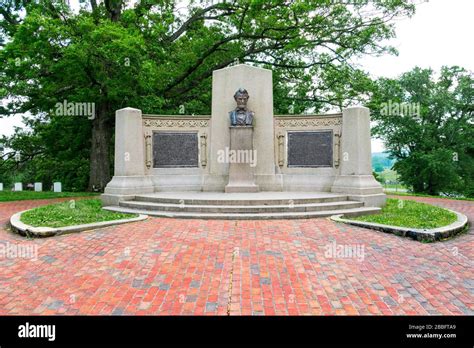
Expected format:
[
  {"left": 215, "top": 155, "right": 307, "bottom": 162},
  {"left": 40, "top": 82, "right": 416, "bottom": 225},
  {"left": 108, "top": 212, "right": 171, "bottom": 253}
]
[
  {"left": 1, "top": 0, "right": 473, "bottom": 153},
  {"left": 363, "top": 0, "right": 474, "bottom": 151}
]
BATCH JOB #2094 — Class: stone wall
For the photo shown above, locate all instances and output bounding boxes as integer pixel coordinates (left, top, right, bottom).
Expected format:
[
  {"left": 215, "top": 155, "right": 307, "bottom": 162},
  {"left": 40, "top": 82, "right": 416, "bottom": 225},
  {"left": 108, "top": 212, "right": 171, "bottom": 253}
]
[
  {"left": 138, "top": 112, "right": 345, "bottom": 192},
  {"left": 142, "top": 115, "right": 211, "bottom": 191},
  {"left": 273, "top": 114, "right": 342, "bottom": 191}
]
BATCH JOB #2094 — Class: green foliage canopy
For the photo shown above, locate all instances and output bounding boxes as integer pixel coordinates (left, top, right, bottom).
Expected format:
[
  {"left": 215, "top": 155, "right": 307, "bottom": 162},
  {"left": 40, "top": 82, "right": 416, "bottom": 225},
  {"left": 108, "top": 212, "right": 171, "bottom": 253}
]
[
  {"left": 0, "top": 0, "right": 416, "bottom": 191},
  {"left": 369, "top": 66, "right": 474, "bottom": 196}
]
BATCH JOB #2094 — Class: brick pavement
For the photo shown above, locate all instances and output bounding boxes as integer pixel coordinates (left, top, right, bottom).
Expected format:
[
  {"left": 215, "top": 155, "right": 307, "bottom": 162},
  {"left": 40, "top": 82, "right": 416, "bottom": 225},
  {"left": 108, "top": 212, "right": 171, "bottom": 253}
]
[{"left": 0, "top": 196, "right": 472, "bottom": 315}]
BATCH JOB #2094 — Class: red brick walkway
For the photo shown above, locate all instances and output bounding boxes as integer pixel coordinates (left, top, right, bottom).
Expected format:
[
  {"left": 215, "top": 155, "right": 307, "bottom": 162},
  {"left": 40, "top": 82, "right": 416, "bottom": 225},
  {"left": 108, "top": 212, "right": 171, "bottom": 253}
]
[{"left": 0, "top": 196, "right": 472, "bottom": 315}]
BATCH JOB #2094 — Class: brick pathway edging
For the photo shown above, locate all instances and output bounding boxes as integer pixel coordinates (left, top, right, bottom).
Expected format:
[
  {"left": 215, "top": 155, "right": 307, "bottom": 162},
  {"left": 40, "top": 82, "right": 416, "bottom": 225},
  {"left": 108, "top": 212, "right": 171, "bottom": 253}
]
[
  {"left": 10, "top": 210, "right": 148, "bottom": 238},
  {"left": 331, "top": 209, "right": 468, "bottom": 242}
]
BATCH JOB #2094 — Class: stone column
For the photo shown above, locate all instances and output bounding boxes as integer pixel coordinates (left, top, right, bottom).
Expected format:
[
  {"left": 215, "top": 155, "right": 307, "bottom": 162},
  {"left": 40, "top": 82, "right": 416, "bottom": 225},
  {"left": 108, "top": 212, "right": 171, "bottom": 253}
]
[
  {"left": 331, "top": 106, "right": 386, "bottom": 207},
  {"left": 225, "top": 126, "right": 259, "bottom": 193},
  {"left": 102, "top": 107, "right": 154, "bottom": 206},
  {"left": 206, "top": 64, "right": 281, "bottom": 191}
]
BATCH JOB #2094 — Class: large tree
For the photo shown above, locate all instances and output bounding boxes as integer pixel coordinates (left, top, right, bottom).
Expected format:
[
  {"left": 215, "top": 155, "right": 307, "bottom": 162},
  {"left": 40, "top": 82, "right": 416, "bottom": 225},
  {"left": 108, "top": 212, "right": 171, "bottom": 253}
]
[
  {"left": 0, "top": 0, "right": 416, "bottom": 191},
  {"left": 368, "top": 66, "right": 474, "bottom": 196}
]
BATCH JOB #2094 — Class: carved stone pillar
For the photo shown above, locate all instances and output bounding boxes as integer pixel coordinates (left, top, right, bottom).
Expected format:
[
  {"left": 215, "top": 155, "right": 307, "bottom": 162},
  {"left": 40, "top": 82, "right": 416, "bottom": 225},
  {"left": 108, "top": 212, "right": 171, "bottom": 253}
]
[
  {"left": 331, "top": 106, "right": 386, "bottom": 207},
  {"left": 277, "top": 132, "right": 285, "bottom": 167},
  {"left": 102, "top": 107, "right": 154, "bottom": 206},
  {"left": 145, "top": 130, "right": 152, "bottom": 169},
  {"left": 200, "top": 132, "right": 207, "bottom": 167},
  {"left": 334, "top": 129, "right": 341, "bottom": 168},
  {"left": 225, "top": 126, "right": 259, "bottom": 193}
]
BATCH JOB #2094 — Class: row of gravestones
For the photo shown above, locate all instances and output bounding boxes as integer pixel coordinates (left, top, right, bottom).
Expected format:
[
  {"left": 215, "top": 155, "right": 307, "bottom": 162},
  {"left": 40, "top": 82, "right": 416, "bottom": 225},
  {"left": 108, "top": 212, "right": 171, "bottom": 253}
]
[{"left": 0, "top": 182, "right": 62, "bottom": 192}]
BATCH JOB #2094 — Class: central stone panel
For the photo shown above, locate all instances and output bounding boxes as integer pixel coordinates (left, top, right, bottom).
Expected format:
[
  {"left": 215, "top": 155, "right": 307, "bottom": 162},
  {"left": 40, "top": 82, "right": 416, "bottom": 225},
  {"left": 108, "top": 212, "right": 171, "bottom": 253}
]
[{"left": 209, "top": 64, "right": 277, "bottom": 192}]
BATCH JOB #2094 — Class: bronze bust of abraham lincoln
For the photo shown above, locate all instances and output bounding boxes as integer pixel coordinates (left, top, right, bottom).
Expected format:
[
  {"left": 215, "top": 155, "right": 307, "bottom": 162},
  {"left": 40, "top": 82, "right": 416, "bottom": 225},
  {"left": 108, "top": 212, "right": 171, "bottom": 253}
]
[{"left": 229, "top": 88, "right": 254, "bottom": 126}]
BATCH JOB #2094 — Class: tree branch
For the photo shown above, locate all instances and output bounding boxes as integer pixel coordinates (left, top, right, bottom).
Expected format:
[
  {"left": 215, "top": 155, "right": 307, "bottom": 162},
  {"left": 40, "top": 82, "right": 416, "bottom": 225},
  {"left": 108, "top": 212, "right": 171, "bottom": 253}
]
[{"left": 166, "top": 2, "right": 236, "bottom": 42}]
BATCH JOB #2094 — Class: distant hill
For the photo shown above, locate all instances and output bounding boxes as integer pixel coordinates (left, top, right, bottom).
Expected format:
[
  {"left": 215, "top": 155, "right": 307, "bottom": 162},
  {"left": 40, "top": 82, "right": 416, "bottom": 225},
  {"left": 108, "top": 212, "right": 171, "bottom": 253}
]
[{"left": 372, "top": 152, "right": 396, "bottom": 172}]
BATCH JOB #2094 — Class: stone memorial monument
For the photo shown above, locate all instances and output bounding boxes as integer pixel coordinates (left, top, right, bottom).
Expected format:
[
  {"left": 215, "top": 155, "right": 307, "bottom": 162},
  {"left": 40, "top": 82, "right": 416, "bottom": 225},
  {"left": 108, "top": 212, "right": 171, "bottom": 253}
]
[{"left": 102, "top": 64, "right": 385, "bottom": 219}]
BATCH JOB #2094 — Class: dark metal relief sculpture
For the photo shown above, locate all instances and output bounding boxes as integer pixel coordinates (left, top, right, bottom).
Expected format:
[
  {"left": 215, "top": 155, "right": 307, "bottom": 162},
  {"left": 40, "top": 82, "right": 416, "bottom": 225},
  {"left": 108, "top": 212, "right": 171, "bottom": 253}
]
[
  {"left": 287, "top": 131, "right": 333, "bottom": 167},
  {"left": 153, "top": 132, "right": 199, "bottom": 168}
]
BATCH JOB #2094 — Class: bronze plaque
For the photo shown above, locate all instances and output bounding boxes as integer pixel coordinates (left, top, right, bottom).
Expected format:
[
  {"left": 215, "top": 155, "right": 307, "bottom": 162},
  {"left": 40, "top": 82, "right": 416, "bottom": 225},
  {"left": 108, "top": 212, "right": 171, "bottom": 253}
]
[
  {"left": 287, "top": 131, "right": 333, "bottom": 167},
  {"left": 153, "top": 132, "right": 198, "bottom": 168}
]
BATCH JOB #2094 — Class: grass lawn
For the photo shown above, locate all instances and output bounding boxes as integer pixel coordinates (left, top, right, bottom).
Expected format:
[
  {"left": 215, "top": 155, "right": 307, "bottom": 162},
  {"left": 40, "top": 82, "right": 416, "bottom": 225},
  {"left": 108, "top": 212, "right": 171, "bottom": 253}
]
[
  {"left": 388, "top": 192, "right": 474, "bottom": 201},
  {"left": 0, "top": 191, "right": 99, "bottom": 202},
  {"left": 383, "top": 183, "right": 408, "bottom": 190},
  {"left": 378, "top": 169, "right": 400, "bottom": 182},
  {"left": 20, "top": 199, "right": 138, "bottom": 228},
  {"left": 353, "top": 198, "right": 457, "bottom": 229}
]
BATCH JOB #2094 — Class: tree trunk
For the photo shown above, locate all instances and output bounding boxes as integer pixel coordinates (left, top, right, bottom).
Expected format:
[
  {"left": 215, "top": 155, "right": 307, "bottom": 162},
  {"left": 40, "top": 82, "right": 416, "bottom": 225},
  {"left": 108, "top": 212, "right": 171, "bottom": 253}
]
[
  {"left": 426, "top": 173, "right": 438, "bottom": 196},
  {"left": 413, "top": 181, "right": 424, "bottom": 193},
  {"left": 88, "top": 103, "right": 112, "bottom": 191}
]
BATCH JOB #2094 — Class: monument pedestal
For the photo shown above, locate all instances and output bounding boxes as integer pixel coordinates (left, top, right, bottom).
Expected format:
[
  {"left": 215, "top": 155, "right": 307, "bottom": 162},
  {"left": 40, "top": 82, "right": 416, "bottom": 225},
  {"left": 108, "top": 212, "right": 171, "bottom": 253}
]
[
  {"left": 330, "top": 106, "right": 386, "bottom": 207},
  {"left": 102, "top": 107, "right": 154, "bottom": 205},
  {"left": 225, "top": 126, "right": 259, "bottom": 193}
]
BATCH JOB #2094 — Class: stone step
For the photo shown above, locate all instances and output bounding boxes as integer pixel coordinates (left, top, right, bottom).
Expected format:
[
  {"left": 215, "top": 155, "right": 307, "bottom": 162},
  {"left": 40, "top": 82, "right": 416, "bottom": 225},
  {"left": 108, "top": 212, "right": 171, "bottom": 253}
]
[
  {"left": 133, "top": 192, "right": 349, "bottom": 206},
  {"left": 119, "top": 200, "right": 364, "bottom": 213},
  {"left": 103, "top": 206, "right": 380, "bottom": 220}
]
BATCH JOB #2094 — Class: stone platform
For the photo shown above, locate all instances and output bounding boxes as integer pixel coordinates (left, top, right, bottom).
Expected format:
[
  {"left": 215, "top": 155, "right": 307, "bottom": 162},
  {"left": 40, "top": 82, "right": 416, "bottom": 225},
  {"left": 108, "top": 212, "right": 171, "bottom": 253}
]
[{"left": 103, "top": 191, "right": 380, "bottom": 219}]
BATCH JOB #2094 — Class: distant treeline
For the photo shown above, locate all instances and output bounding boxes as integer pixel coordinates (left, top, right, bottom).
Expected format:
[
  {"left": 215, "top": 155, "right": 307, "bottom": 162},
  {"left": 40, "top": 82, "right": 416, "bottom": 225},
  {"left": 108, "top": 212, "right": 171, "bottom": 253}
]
[{"left": 372, "top": 152, "right": 396, "bottom": 172}]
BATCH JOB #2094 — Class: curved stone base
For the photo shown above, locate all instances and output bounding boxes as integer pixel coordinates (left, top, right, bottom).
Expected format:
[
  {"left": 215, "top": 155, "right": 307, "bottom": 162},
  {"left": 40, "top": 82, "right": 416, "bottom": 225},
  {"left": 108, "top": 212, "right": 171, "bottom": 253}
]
[
  {"left": 102, "top": 191, "right": 381, "bottom": 220},
  {"left": 331, "top": 175, "right": 386, "bottom": 207},
  {"left": 102, "top": 175, "right": 155, "bottom": 205}
]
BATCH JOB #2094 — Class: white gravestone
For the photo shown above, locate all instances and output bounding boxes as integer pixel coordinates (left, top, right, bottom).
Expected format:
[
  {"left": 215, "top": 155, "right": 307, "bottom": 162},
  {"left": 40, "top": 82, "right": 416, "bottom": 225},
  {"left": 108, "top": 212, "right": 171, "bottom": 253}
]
[
  {"left": 34, "top": 182, "right": 43, "bottom": 192},
  {"left": 53, "top": 182, "right": 62, "bottom": 192},
  {"left": 14, "top": 183, "right": 23, "bottom": 191},
  {"left": 0, "top": 183, "right": 3, "bottom": 191}
]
